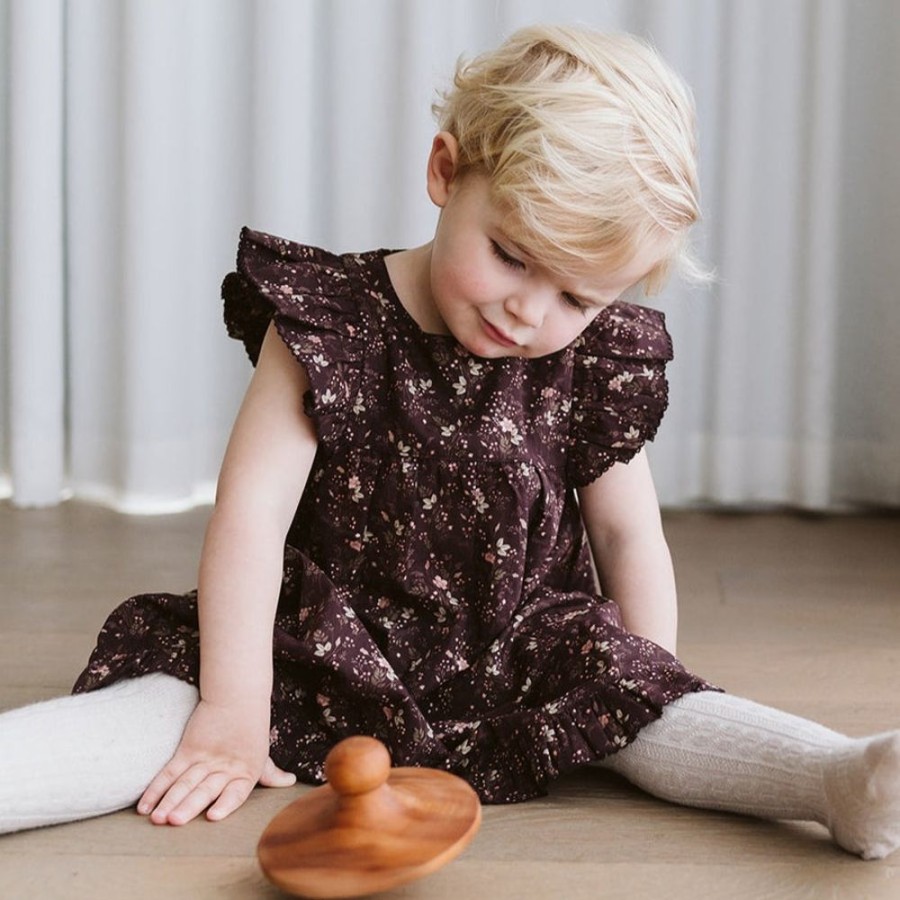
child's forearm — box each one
[591,530,679,655]
[196,500,286,714]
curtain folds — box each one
[1,0,898,512]
[5,0,66,506]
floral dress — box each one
[74,227,713,803]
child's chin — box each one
[465,341,521,360]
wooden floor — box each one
[1,501,898,898]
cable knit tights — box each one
[0,674,197,833]
[601,690,900,859]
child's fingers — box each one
[163,771,237,826]
[258,756,297,788]
[139,754,283,825]
[137,757,192,815]
[147,764,211,824]
[205,777,257,822]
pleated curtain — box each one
[1,0,899,512]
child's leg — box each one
[600,691,900,860]
[0,673,197,834]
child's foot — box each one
[824,731,900,859]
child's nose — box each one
[504,291,549,328]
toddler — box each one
[1,24,898,860]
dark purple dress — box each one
[74,228,712,803]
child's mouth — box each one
[481,318,518,348]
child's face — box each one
[425,146,667,359]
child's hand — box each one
[137,698,296,826]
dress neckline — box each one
[365,250,461,344]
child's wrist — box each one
[199,677,273,713]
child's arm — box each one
[139,321,319,825]
[577,449,678,655]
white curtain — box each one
[1,0,898,512]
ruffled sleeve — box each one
[567,302,673,487]
[221,227,364,444]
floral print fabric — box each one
[73,228,713,803]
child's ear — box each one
[426,132,460,208]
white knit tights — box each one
[601,690,900,859]
[0,673,197,833]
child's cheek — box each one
[451,267,493,305]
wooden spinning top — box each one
[257,736,482,898]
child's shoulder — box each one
[567,302,673,486]
[223,228,382,370]
[577,301,673,362]
[228,227,383,320]
[234,227,348,275]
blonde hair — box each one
[434,25,709,294]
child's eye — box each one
[561,292,589,314]
[490,240,525,270]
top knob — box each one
[323,735,392,796]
